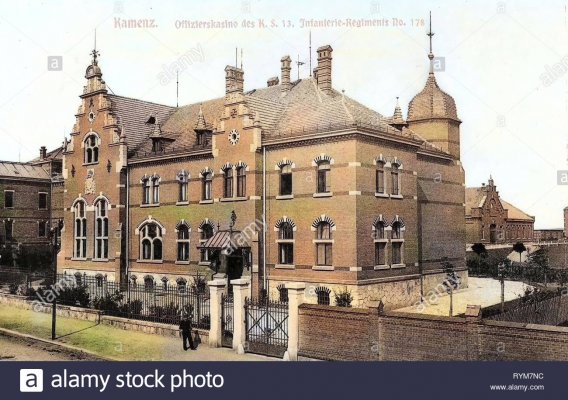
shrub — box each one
[120,299,143,315]
[57,285,91,307]
[8,283,18,295]
[92,291,124,315]
[334,287,353,307]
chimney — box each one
[40,146,47,160]
[316,45,333,93]
[225,65,244,95]
[280,55,291,92]
[267,76,279,87]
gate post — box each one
[284,282,305,361]
[207,279,227,348]
[231,278,250,353]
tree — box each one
[471,243,487,257]
[529,247,550,286]
[512,241,526,264]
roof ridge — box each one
[108,93,176,109]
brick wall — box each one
[298,303,568,361]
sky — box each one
[0,0,566,228]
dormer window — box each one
[84,134,99,164]
[146,116,156,124]
[152,139,163,152]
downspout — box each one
[125,165,130,302]
[262,146,267,291]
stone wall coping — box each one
[230,278,250,286]
[483,319,568,334]
[382,310,466,323]
[299,303,371,315]
[207,279,228,288]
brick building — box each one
[58,29,466,308]
[0,146,63,266]
[465,176,534,244]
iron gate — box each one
[245,297,289,357]
[221,293,233,348]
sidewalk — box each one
[0,303,273,361]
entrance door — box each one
[226,250,244,294]
[489,224,497,243]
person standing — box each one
[179,305,196,351]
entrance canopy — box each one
[197,230,251,252]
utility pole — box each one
[498,262,506,314]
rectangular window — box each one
[38,193,47,210]
[376,169,385,193]
[5,220,13,241]
[375,242,386,266]
[38,221,47,237]
[391,170,400,195]
[203,175,212,200]
[280,171,292,196]
[178,242,190,261]
[316,243,332,266]
[279,243,294,265]
[143,180,150,204]
[4,191,14,208]
[317,169,330,193]
[179,182,188,202]
[152,180,160,203]
[392,242,402,265]
[224,170,233,198]
[237,170,246,197]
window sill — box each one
[276,194,294,200]
[199,199,213,204]
[70,257,87,261]
[198,261,212,266]
[140,203,160,208]
[374,192,389,198]
[313,192,333,198]
[391,239,405,243]
[92,258,109,262]
[312,265,334,271]
[391,263,406,269]
[374,239,388,243]
[220,196,247,202]
[374,264,390,270]
[175,261,190,265]
[82,162,99,167]
[136,259,163,264]
[275,264,295,269]
[390,194,403,199]
[313,239,334,244]
[176,201,189,206]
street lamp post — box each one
[498,262,506,314]
[50,219,63,340]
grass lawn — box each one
[0,303,269,361]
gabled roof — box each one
[107,94,176,152]
[29,146,64,163]
[465,187,534,222]
[0,161,51,180]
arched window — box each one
[278,222,294,265]
[277,284,289,303]
[279,164,293,196]
[130,275,138,288]
[177,223,190,262]
[200,223,214,262]
[94,199,109,260]
[139,222,163,261]
[202,172,212,200]
[391,162,401,196]
[161,277,168,291]
[315,286,331,305]
[315,221,332,266]
[376,160,386,194]
[223,167,233,198]
[144,275,155,291]
[73,200,87,258]
[84,134,99,164]
[236,166,246,197]
[95,274,104,288]
[316,160,331,193]
[374,219,387,267]
[177,278,187,293]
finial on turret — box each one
[427,11,435,73]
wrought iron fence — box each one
[487,292,568,325]
[0,268,210,330]
[221,293,233,348]
[245,296,288,358]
